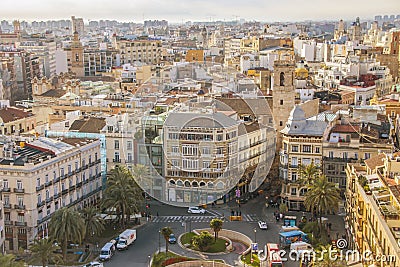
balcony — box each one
[95,159,101,164]
[62,189,68,195]
[54,177,60,183]
[14,204,26,210]
[37,201,45,208]
[2,187,10,192]
[15,221,27,227]
[83,179,89,184]
[46,197,53,203]
[61,174,67,180]
[13,188,25,193]
[76,182,83,188]
[82,165,89,170]
[3,203,11,209]
[54,193,60,199]
[36,184,44,191]
[89,161,95,167]
[5,220,13,226]
[112,159,121,163]
[45,181,53,187]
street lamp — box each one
[158,230,161,253]
[254,228,257,243]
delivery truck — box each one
[99,241,116,261]
[116,229,136,250]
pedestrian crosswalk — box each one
[152,215,216,223]
[151,213,262,223]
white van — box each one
[99,241,116,261]
[290,241,313,252]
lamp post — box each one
[254,228,257,243]
[158,229,161,253]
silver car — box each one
[187,206,206,214]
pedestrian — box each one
[336,232,339,240]
[239,211,241,216]
[157,211,159,217]
[279,213,283,219]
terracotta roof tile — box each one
[0,107,31,123]
[365,153,386,172]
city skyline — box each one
[2,0,400,23]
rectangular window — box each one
[303,145,311,153]
[3,179,8,189]
[291,172,297,181]
[114,140,120,150]
[365,153,371,160]
[315,147,320,153]
[127,141,133,150]
[17,180,23,189]
[171,146,179,154]
[114,152,120,162]
[291,157,298,167]
[182,145,198,156]
[36,178,41,187]
[202,147,211,155]
[292,145,298,152]
[17,213,25,223]
[202,161,210,169]
[329,151,334,158]
[127,153,133,163]
[182,159,198,170]
[17,196,24,206]
[291,188,297,195]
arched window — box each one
[184,180,191,187]
[280,72,285,86]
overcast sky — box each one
[2,0,400,23]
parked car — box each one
[258,221,268,230]
[83,261,104,267]
[168,233,177,244]
[187,206,206,214]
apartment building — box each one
[162,104,274,206]
[0,107,36,135]
[102,113,141,172]
[17,38,57,78]
[0,137,102,252]
[83,48,117,76]
[0,49,41,101]
[0,177,5,254]
[345,155,400,267]
[323,108,392,192]
[114,38,162,65]
[280,105,328,211]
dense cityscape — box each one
[0,3,400,267]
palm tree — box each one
[304,175,340,233]
[313,244,346,267]
[80,207,105,241]
[0,254,24,267]
[161,227,173,254]
[210,218,223,241]
[28,238,62,267]
[48,207,86,261]
[102,165,144,229]
[298,163,319,186]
